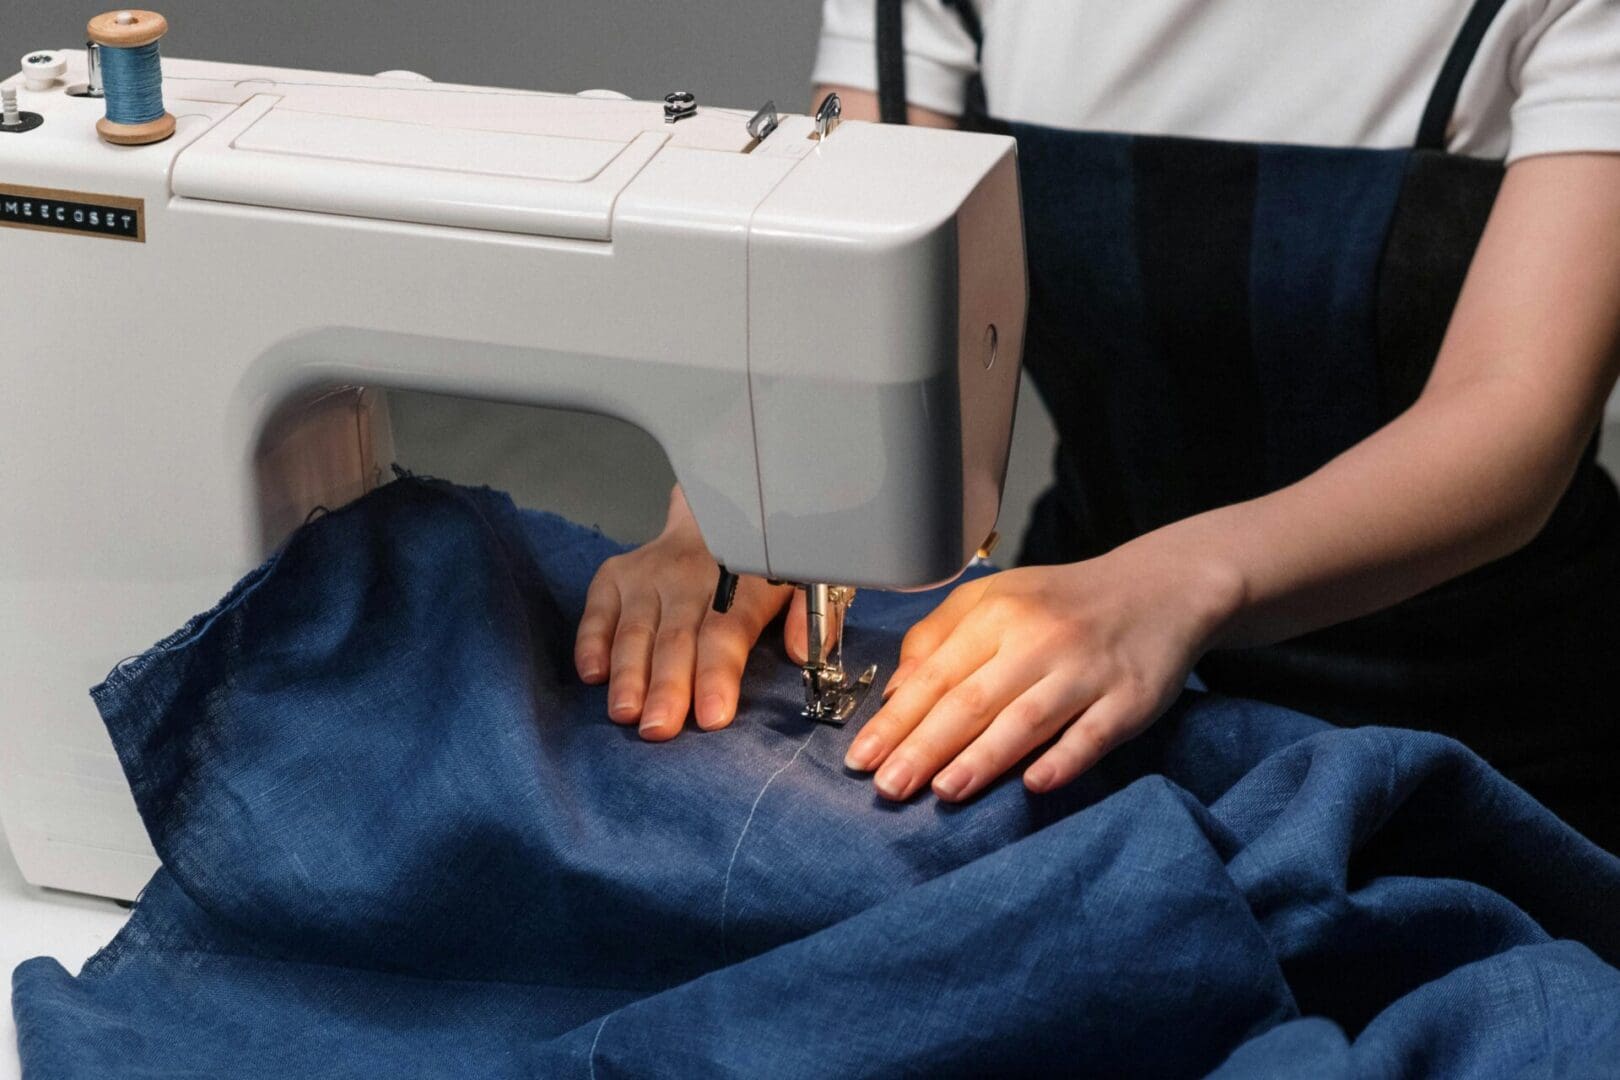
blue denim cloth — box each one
[14,478,1620,1077]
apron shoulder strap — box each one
[1415,0,1512,150]
[875,0,987,125]
[876,0,909,124]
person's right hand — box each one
[573,486,794,740]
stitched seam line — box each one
[719,727,818,963]
[587,1014,610,1080]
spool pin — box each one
[87,9,175,145]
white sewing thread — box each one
[719,728,818,960]
[587,1014,610,1080]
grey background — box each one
[9,3,1614,547]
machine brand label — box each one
[0,184,144,242]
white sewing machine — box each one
[0,37,1026,899]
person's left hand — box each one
[843,545,1241,802]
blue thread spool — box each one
[87,10,175,145]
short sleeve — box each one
[1507,0,1620,162]
[812,0,980,116]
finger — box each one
[1024,694,1141,794]
[881,657,917,701]
[874,655,1036,802]
[845,625,998,777]
[607,593,661,724]
[695,579,790,731]
[884,577,992,698]
[782,588,843,666]
[931,674,1092,803]
[639,596,708,740]
[574,571,622,684]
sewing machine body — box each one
[0,52,1026,898]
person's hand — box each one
[573,486,827,739]
[843,542,1241,801]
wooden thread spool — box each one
[87,9,176,145]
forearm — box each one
[1138,154,1620,650]
[1142,372,1601,649]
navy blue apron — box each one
[878,0,1620,848]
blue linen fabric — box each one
[13,477,1620,1078]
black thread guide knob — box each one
[713,566,739,614]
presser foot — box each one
[798,582,876,724]
[802,662,878,726]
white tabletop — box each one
[0,833,131,1080]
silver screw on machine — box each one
[663,90,697,123]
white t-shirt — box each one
[813,0,1620,162]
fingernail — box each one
[845,732,882,772]
[875,758,916,801]
[1025,763,1055,793]
[610,699,638,722]
[696,694,729,730]
[579,658,603,681]
[933,765,971,801]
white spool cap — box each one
[20,50,67,91]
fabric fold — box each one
[14,478,1620,1078]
